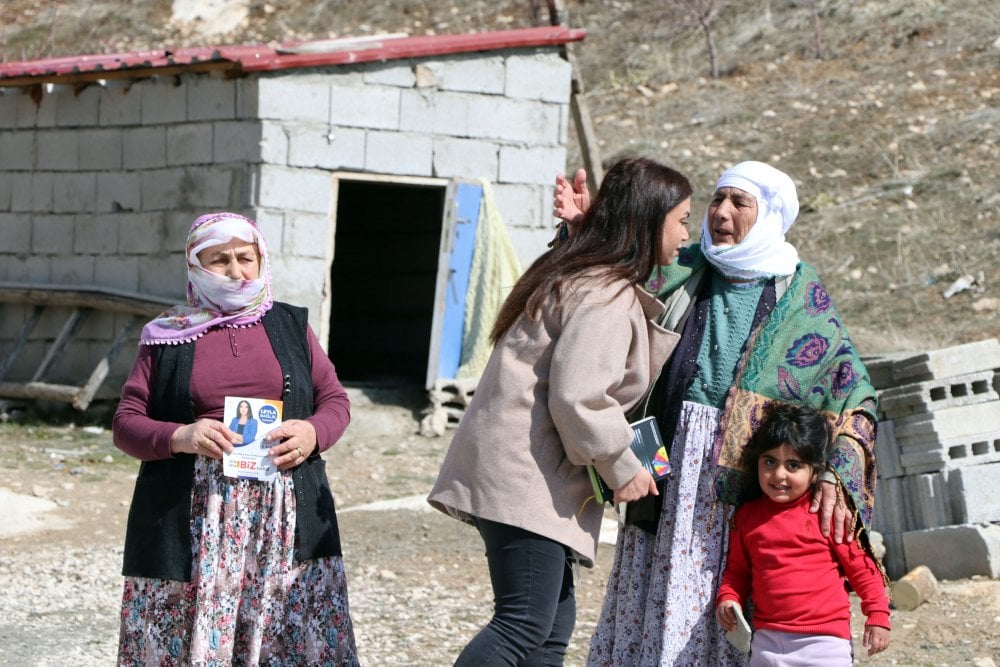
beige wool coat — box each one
[427,274,679,565]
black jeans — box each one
[454,518,577,666]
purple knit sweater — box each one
[114,322,350,460]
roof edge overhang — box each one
[0,26,586,89]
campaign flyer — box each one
[221,396,283,482]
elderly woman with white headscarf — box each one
[556,162,881,665]
[113,212,359,665]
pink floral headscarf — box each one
[139,212,273,345]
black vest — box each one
[121,303,342,581]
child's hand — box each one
[863,625,890,656]
[715,600,739,632]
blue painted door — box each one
[426,180,483,387]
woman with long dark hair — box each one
[557,161,881,666]
[228,399,258,446]
[428,158,692,665]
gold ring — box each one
[295,447,303,458]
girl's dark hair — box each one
[490,157,692,343]
[740,402,831,498]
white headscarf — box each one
[699,161,800,281]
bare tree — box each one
[675,0,728,79]
[530,0,566,27]
[811,0,825,59]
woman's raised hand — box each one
[613,468,659,504]
[553,169,591,231]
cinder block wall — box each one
[254,49,572,340]
[0,72,261,388]
[0,75,259,295]
[0,47,571,393]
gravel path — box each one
[0,499,605,666]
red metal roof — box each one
[0,27,586,87]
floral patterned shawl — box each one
[649,246,879,535]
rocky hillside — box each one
[3,0,998,354]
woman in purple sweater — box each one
[113,212,358,665]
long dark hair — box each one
[490,157,692,343]
[740,402,831,500]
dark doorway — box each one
[329,179,446,385]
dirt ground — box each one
[1,389,998,666]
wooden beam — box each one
[30,307,88,383]
[72,315,140,411]
[0,305,42,381]
[0,283,174,316]
[0,284,176,410]
[0,381,80,403]
[562,47,603,192]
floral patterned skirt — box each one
[587,401,745,667]
[117,457,359,666]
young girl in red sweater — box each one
[716,403,891,665]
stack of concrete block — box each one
[419,378,478,437]
[866,338,1000,580]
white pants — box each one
[750,628,853,667]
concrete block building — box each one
[0,28,585,402]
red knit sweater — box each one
[717,492,890,640]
